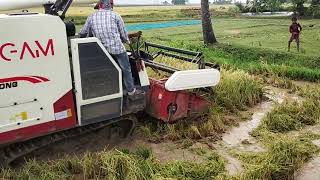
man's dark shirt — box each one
[290,23,302,34]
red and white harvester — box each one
[0,0,220,167]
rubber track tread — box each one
[0,115,136,168]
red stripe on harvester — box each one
[31,76,50,82]
[0,77,42,84]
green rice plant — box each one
[264,113,302,133]
[0,148,226,180]
[80,153,102,179]
[160,106,226,141]
[16,158,79,180]
[146,67,170,80]
[212,69,264,112]
[293,84,320,100]
[135,146,153,160]
[156,153,225,180]
[181,138,194,149]
[99,150,149,180]
[262,74,294,89]
[237,135,319,180]
[189,147,207,156]
[137,106,226,141]
[201,105,232,134]
[255,99,320,134]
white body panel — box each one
[0,0,98,11]
[126,52,150,88]
[165,69,220,91]
[0,14,72,133]
[138,61,150,87]
[70,38,123,125]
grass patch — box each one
[236,135,319,180]
[0,148,226,180]
[147,31,320,82]
[199,43,320,82]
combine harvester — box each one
[0,0,220,167]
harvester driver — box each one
[79,0,144,97]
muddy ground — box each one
[15,86,320,179]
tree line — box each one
[171,0,319,17]
[235,0,320,17]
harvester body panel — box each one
[0,2,221,163]
[0,14,76,144]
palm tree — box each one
[201,0,217,44]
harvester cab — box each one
[0,0,220,167]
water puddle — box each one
[222,100,273,149]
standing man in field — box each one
[79,0,144,97]
[288,16,302,52]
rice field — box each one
[1,5,320,180]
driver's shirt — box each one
[79,9,129,55]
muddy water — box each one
[222,100,273,149]
[213,101,274,175]
[214,86,301,175]
[222,86,300,148]
[295,139,320,180]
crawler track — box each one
[0,115,136,168]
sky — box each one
[117,0,202,5]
